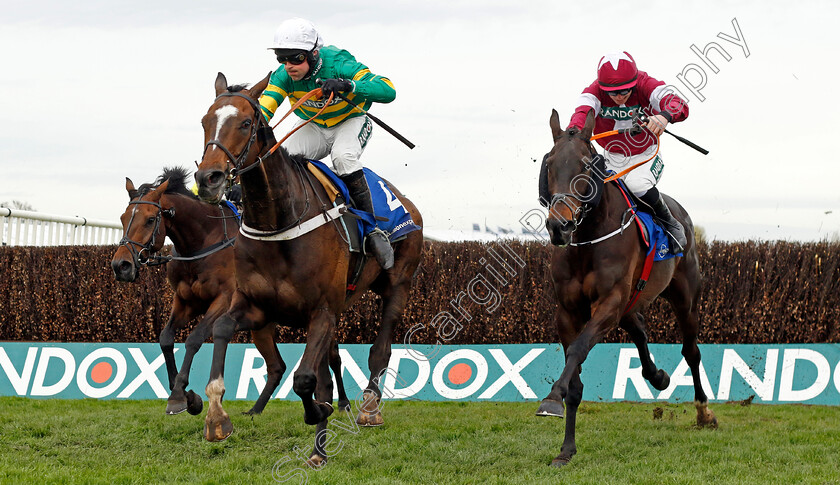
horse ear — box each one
[214,72,228,96]
[126,177,138,199]
[248,72,272,100]
[549,109,563,141]
[580,109,596,140]
[148,179,170,201]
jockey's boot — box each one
[641,188,687,253]
[341,170,394,270]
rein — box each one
[207,87,341,239]
[264,88,333,156]
[588,126,660,183]
[120,198,237,268]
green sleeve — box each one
[258,70,290,121]
[333,54,396,104]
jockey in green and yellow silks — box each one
[258,17,397,269]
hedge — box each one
[1,240,838,344]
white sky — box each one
[2,0,838,242]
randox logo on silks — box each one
[1,343,839,405]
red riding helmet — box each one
[597,51,638,91]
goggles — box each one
[276,51,308,65]
[605,88,633,96]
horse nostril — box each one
[207,171,224,187]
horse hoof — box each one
[652,370,671,391]
[304,402,334,426]
[356,392,383,426]
[536,399,565,418]
[550,455,572,468]
[204,414,233,442]
[165,399,188,415]
[695,402,719,429]
[306,454,327,468]
[186,391,203,416]
[356,409,384,427]
[337,399,351,412]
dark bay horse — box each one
[194,73,423,465]
[537,109,716,467]
[111,167,352,417]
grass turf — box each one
[0,397,838,484]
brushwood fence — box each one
[0,241,838,344]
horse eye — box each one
[146,217,156,225]
[241,119,252,129]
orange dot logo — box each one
[447,363,473,385]
[91,361,113,384]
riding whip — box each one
[317,80,416,149]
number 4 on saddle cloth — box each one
[306,159,421,253]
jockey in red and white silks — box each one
[565,51,690,251]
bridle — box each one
[119,195,238,268]
[118,198,172,267]
[202,91,273,190]
[545,143,601,233]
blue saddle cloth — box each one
[613,178,682,261]
[307,159,421,242]
[634,211,683,261]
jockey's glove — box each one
[320,78,354,97]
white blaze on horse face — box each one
[209,105,240,152]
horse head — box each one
[195,72,272,204]
[111,178,173,281]
[542,109,601,246]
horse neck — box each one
[239,149,310,230]
[162,194,228,253]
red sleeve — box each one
[568,80,602,130]
[635,70,689,123]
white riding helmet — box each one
[268,18,324,51]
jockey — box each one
[567,51,689,252]
[258,17,396,269]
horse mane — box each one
[134,166,197,199]
[227,84,249,93]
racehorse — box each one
[536,109,716,467]
[111,167,353,417]
[194,73,423,465]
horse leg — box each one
[166,301,225,415]
[160,299,191,392]
[243,324,286,416]
[329,339,351,412]
[668,264,718,429]
[204,296,256,442]
[294,308,336,426]
[357,284,408,427]
[553,367,584,467]
[538,292,623,466]
[307,351,336,467]
[619,313,670,391]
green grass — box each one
[0,397,838,484]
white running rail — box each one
[1,208,122,247]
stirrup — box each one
[366,228,394,270]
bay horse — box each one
[194,73,423,465]
[111,167,352,417]
[537,109,716,467]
